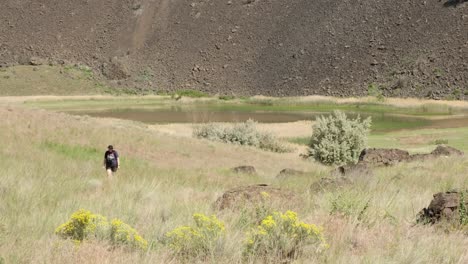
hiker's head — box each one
[108,145,114,150]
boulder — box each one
[431,145,464,157]
[29,57,47,66]
[417,190,468,224]
[231,165,256,175]
[102,56,130,80]
[334,163,373,178]
[407,153,433,162]
[408,145,463,162]
[214,184,296,210]
[276,168,306,178]
[310,177,351,191]
[359,148,410,166]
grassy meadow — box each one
[1,95,468,263]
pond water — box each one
[70,107,468,133]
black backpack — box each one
[106,151,117,166]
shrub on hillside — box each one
[110,219,148,249]
[308,111,371,165]
[193,119,291,153]
[55,209,147,250]
[244,210,327,262]
[165,213,225,258]
[55,209,110,242]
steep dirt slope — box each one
[0,0,467,98]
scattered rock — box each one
[408,145,463,162]
[310,177,351,191]
[417,190,468,224]
[359,148,410,166]
[0,62,13,68]
[214,184,296,210]
[333,163,373,178]
[101,57,130,80]
[231,165,256,175]
[276,168,306,178]
[1,0,467,98]
[29,57,47,66]
[431,145,464,157]
[407,153,433,162]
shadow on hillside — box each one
[443,0,467,7]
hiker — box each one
[103,145,119,178]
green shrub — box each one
[55,209,147,250]
[244,211,327,262]
[433,139,449,145]
[165,213,225,258]
[55,209,110,242]
[218,95,236,100]
[308,111,371,165]
[173,89,209,98]
[459,192,468,226]
[110,219,148,250]
[193,119,291,153]
[329,191,372,222]
[367,83,385,102]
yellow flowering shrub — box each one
[110,219,148,250]
[55,209,110,242]
[245,210,327,261]
[165,213,225,257]
[55,209,147,250]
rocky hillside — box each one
[0,0,467,98]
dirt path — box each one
[4,95,468,108]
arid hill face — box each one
[1,0,467,97]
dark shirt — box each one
[104,150,119,167]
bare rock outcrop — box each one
[276,168,307,178]
[231,165,256,175]
[334,163,373,178]
[359,148,410,166]
[431,145,464,157]
[101,57,130,80]
[359,145,463,166]
[417,190,468,224]
[310,177,351,191]
[214,184,296,210]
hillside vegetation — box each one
[0,103,467,263]
[1,1,467,97]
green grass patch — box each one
[218,95,236,101]
[23,96,466,118]
[288,137,310,145]
[290,126,468,154]
[40,141,101,160]
[24,97,169,111]
[0,65,104,96]
[173,89,209,98]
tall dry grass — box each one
[0,106,467,263]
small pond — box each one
[69,107,468,133]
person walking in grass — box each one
[104,145,119,179]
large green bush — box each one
[193,119,290,153]
[308,111,371,165]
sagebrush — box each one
[193,119,290,153]
[308,110,371,165]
